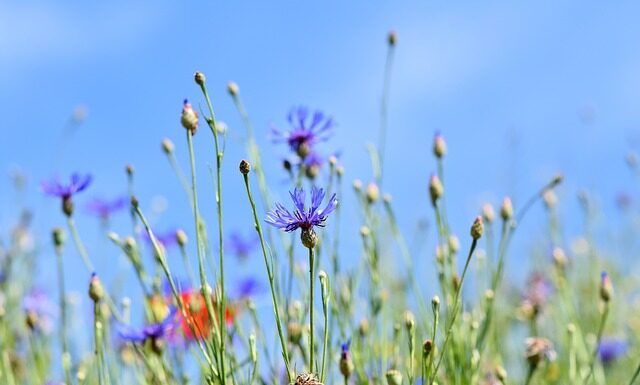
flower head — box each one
[41,173,92,198]
[177,290,235,341]
[271,106,334,158]
[23,288,56,333]
[235,277,263,299]
[598,338,628,365]
[525,337,556,367]
[85,196,127,220]
[119,307,178,344]
[226,231,259,261]
[266,187,337,233]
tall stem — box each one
[583,303,609,384]
[309,246,316,373]
[199,82,227,385]
[377,36,396,186]
[55,247,72,385]
[241,172,293,381]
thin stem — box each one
[199,82,227,385]
[320,275,331,383]
[628,359,640,385]
[93,303,104,385]
[377,37,396,186]
[55,246,72,385]
[309,246,316,373]
[241,172,293,381]
[185,131,222,374]
[430,238,478,384]
[583,303,610,384]
[524,366,535,385]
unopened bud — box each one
[287,322,302,344]
[431,295,440,311]
[359,226,370,238]
[336,165,344,176]
[52,227,65,249]
[239,159,251,175]
[433,133,447,159]
[448,235,460,254]
[388,30,397,46]
[552,247,567,269]
[600,271,613,302]
[404,310,415,331]
[89,273,105,302]
[126,164,134,176]
[227,81,239,96]
[500,197,513,221]
[550,174,563,188]
[423,339,433,357]
[194,71,206,86]
[385,369,402,385]
[181,99,199,134]
[470,216,484,240]
[482,203,495,223]
[543,190,557,209]
[175,229,188,246]
[353,179,362,192]
[366,182,380,204]
[358,318,369,336]
[161,138,174,154]
[429,175,444,207]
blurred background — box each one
[1,0,640,324]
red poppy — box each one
[178,291,236,341]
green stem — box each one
[320,275,330,383]
[241,172,293,381]
[309,246,316,373]
[583,303,610,384]
[55,247,72,385]
[199,82,227,385]
[430,238,478,384]
[94,302,104,385]
[628,359,640,385]
[377,36,396,186]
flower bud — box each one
[301,228,318,249]
[359,226,370,238]
[353,179,362,192]
[388,30,397,46]
[161,138,174,154]
[550,174,563,188]
[52,227,65,249]
[600,271,613,302]
[181,99,199,134]
[385,369,403,385]
[89,273,105,302]
[336,165,344,176]
[543,190,557,209]
[287,322,302,344]
[175,229,188,247]
[239,159,251,175]
[429,175,444,207]
[339,341,354,378]
[482,203,495,223]
[431,295,440,312]
[448,235,460,254]
[433,133,447,159]
[470,216,484,240]
[366,182,380,204]
[423,339,433,357]
[227,81,239,96]
[194,71,206,86]
[500,197,513,221]
[249,333,257,363]
[358,318,369,336]
[404,310,415,331]
[552,247,567,269]
[126,164,135,176]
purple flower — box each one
[22,288,57,333]
[41,173,92,198]
[265,187,338,233]
[271,106,334,157]
[85,196,127,220]
[119,307,178,343]
[341,340,351,354]
[235,277,263,299]
[598,338,628,365]
[226,231,259,261]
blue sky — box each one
[2,1,640,318]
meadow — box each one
[1,14,640,385]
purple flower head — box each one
[523,272,553,308]
[341,339,351,354]
[119,307,178,343]
[85,196,127,219]
[22,288,57,333]
[271,106,334,157]
[235,277,263,299]
[41,173,92,199]
[265,187,338,233]
[226,231,259,261]
[598,338,628,364]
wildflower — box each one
[520,272,553,319]
[271,106,334,158]
[525,337,556,367]
[339,340,354,378]
[226,231,259,261]
[177,289,235,341]
[265,187,338,249]
[597,338,628,365]
[235,277,262,299]
[41,173,92,216]
[85,196,127,220]
[23,288,56,333]
[600,271,613,302]
[119,307,178,349]
[181,99,199,134]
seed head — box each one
[470,216,484,239]
[239,159,251,175]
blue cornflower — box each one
[235,277,263,299]
[119,307,178,344]
[41,173,92,216]
[271,106,334,158]
[598,338,628,365]
[226,231,259,261]
[23,288,57,333]
[265,187,337,248]
[85,196,127,220]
